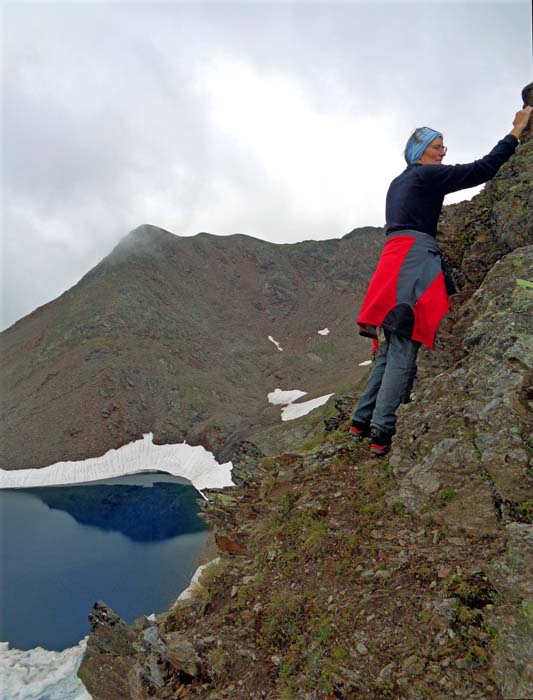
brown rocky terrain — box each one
[0,226,382,469]
[77,86,533,699]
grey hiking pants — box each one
[351,331,420,436]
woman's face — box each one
[419,136,446,165]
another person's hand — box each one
[510,106,533,138]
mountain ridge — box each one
[0,224,383,469]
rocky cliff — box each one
[77,87,533,699]
[0,226,381,469]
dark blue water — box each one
[0,473,209,651]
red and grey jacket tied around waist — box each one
[357,230,450,350]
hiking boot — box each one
[370,427,392,456]
[349,420,370,439]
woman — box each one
[350,106,532,456]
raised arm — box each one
[420,106,532,195]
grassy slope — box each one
[161,425,506,700]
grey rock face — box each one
[78,601,204,700]
[221,440,264,486]
[488,523,533,698]
[490,523,533,603]
[86,600,138,655]
[390,246,533,535]
[79,602,150,700]
[165,632,200,677]
[388,246,533,699]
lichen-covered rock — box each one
[487,524,533,697]
[221,440,264,486]
[78,602,207,700]
[164,632,200,677]
[391,245,533,532]
[490,523,533,603]
[388,243,532,700]
[324,392,357,432]
[78,602,152,700]
[438,122,533,295]
[86,600,138,654]
[489,602,533,700]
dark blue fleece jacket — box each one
[385,134,519,238]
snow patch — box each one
[267,388,307,405]
[268,335,283,351]
[0,433,234,496]
[281,394,334,421]
[176,558,221,602]
[358,359,372,366]
[0,639,92,700]
[318,328,330,336]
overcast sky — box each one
[1,0,531,329]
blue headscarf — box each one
[405,127,443,164]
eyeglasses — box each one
[430,145,447,154]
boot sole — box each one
[370,443,390,456]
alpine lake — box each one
[0,473,210,651]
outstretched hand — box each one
[510,106,532,138]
